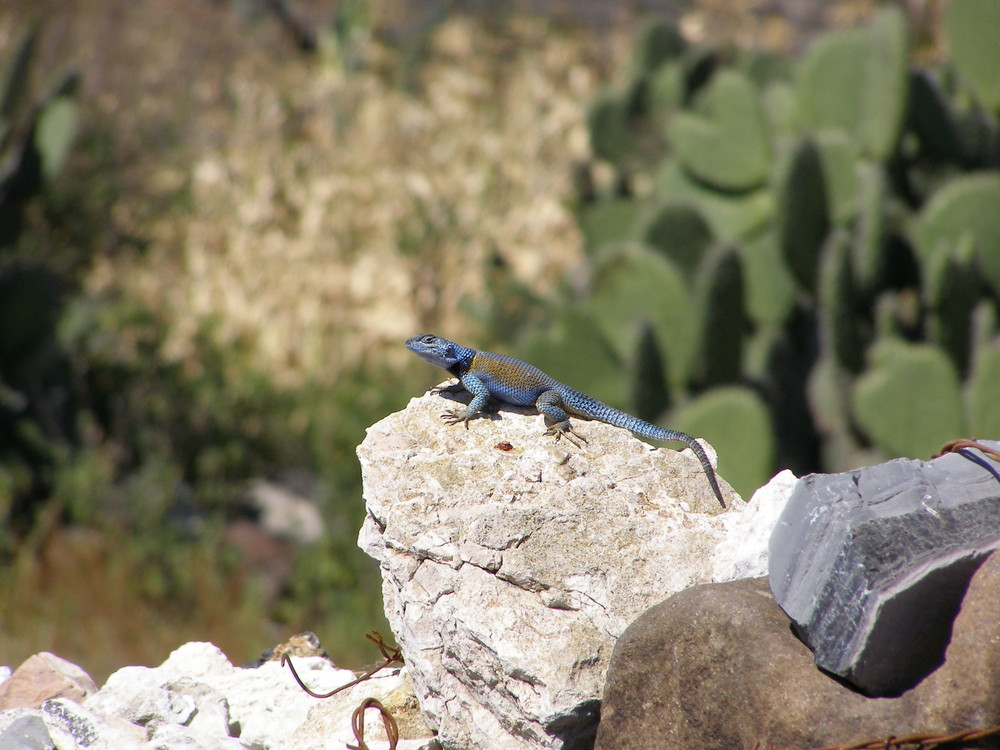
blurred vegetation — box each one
[0,0,978,683]
[0,22,404,669]
[522,2,1000,498]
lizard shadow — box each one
[430,384,539,422]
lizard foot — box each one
[441,410,474,429]
[545,422,587,448]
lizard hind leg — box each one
[536,390,588,447]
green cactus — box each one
[815,130,861,226]
[0,23,38,123]
[740,229,796,327]
[967,340,1000,439]
[944,0,1000,112]
[654,159,774,241]
[585,244,697,391]
[631,322,671,422]
[695,246,746,387]
[577,197,641,255]
[778,137,829,293]
[561,8,1000,493]
[35,95,77,180]
[851,161,887,290]
[737,48,792,89]
[818,229,865,373]
[909,69,966,163]
[926,236,980,376]
[859,6,908,160]
[762,81,798,139]
[807,355,868,472]
[796,6,908,159]
[630,17,686,75]
[796,26,868,136]
[668,70,770,192]
[587,87,633,166]
[0,24,79,247]
[670,386,775,499]
[648,61,686,114]
[910,173,1000,295]
[638,199,714,279]
[851,339,965,459]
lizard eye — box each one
[422,334,436,344]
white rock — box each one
[711,469,799,582]
[290,667,436,750]
[140,722,247,750]
[358,389,785,750]
[86,642,357,749]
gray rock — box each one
[769,441,1000,695]
[37,698,144,750]
[0,715,54,750]
[596,554,1000,749]
[357,388,792,750]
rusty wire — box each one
[347,697,400,750]
[752,721,1000,750]
[281,630,404,699]
[935,439,1000,463]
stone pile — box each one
[0,640,437,750]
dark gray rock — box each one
[596,556,1000,750]
[769,441,1000,696]
[0,715,54,750]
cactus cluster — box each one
[528,6,1000,496]
[0,24,80,535]
[0,23,79,246]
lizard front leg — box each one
[536,389,587,447]
[440,372,492,428]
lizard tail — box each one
[666,430,726,509]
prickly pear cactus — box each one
[944,0,1000,112]
[852,340,966,459]
[555,11,1000,493]
[669,70,771,192]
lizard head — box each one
[406,334,467,370]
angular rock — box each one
[0,699,146,750]
[0,653,98,710]
[0,714,54,750]
[769,441,1000,695]
[357,389,791,750]
[596,553,1000,749]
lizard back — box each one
[470,351,557,407]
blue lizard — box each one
[406,333,727,508]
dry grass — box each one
[0,524,270,682]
